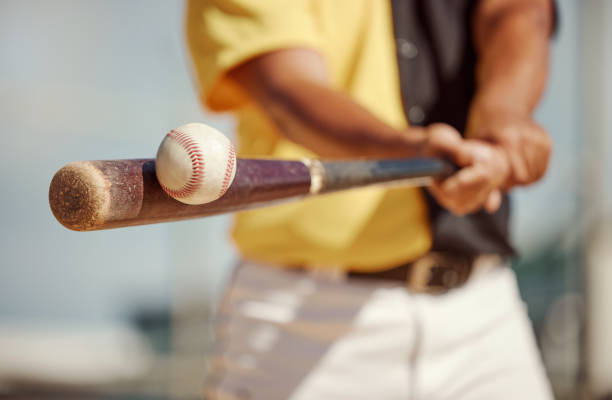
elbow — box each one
[474,1,554,48]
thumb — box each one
[427,124,474,166]
[484,189,503,213]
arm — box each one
[229,48,507,215]
[228,49,433,159]
[430,0,554,215]
[468,0,554,187]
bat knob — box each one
[49,162,111,231]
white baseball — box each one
[155,123,236,205]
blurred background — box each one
[0,0,609,399]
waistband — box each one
[309,253,507,294]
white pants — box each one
[206,261,553,400]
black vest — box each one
[391,0,514,256]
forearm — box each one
[470,0,554,117]
[467,0,554,187]
[256,80,426,158]
[230,50,426,159]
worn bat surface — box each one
[49,158,455,231]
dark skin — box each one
[228,0,554,216]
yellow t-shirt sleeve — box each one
[185,0,323,111]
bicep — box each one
[228,48,330,104]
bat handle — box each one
[315,157,458,193]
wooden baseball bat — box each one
[49,157,455,231]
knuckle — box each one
[500,126,517,140]
[542,134,553,153]
[513,172,530,185]
[428,123,459,140]
[502,129,521,148]
[449,205,468,216]
[534,162,550,181]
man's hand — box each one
[466,106,552,189]
[467,0,554,191]
[422,124,511,215]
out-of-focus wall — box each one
[581,1,612,397]
[513,0,580,255]
[0,0,594,396]
[0,0,235,324]
[0,0,582,326]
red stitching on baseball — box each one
[160,129,206,199]
[218,144,235,198]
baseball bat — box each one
[49,157,455,231]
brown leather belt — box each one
[348,252,493,294]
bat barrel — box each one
[49,159,312,231]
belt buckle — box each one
[407,253,471,294]
[304,263,345,281]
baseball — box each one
[155,123,236,205]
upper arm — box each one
[185,0,326,111]
[472,0,555,50]
[228,48,330,106]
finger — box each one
[430,168,493,215]
[505,138,530,185]
[427,124,474,166]
[466,141,512,182]
[428,183,470,216]
[485,190,502,213]
[524,129,552,182]
[438,140,474,167]
[429,185,485,216]
[439,165,490,196]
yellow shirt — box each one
[186,0,431,271]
